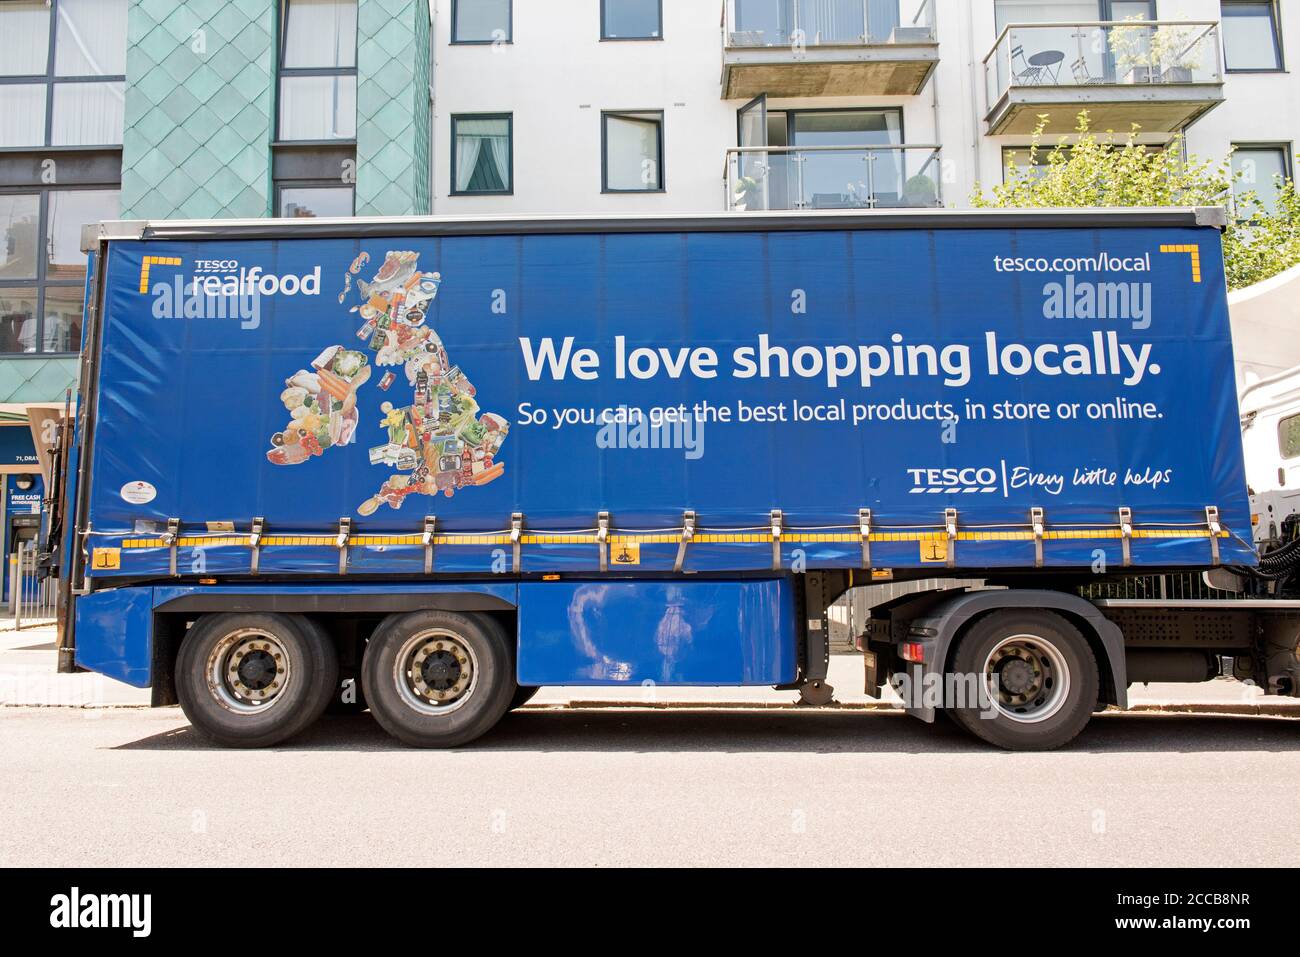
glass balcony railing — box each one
[984,20,1223,108]
[724,0,936,49]
[725,145,943,212]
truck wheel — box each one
[362,610,513,748]
[475,613,531,710]
[510,685,540,710]
[948,610,1098,751]
[175,613,339,748]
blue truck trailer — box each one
[47,208,1300,750]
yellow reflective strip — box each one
[114,527,1229,550]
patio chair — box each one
[1012,45,1044,85]
[1071,57,1109,85]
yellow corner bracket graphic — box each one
[138,256,183,293]
[1159,244,1202,283]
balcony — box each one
[721,0,939,100]
[725,144,943,211]
[983,20,1225,136]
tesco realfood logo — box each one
[151,261,321,330]
[192,261,321,296]
[908,467,1000,494]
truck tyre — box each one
[362,610,514,748]
[475,613,530,710]
[510,685,540,710]
[175,612,339,748]
[948,610,1099,751]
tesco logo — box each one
[906,467,1000,494]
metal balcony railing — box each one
[723,0,936,49]
[725,144,942,212]
[984,20,1223,109]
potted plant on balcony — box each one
[1112,17,1204,84]
[733,175,765,212]
[902,173,938,207]
[1111,16,1159,84]
[1150,22,1204,83]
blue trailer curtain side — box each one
[73,210,1251,582]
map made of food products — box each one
[265,250,509,516]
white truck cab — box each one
[1240,366,1300,547]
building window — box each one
[272,142,356,215]
[602,0,662,40]
[1222,1,1284,71]
[1232,144,1292,216]
[278,0,358,141]
[602,111,664,193]
[451,115,513,195]
[0,0,126,149]
[1002,143,1168,181]
[0,186,119,354]
[277,185,355,218]
[452,0,512,44]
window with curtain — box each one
[278,0,358,141]
[0,187,118,355]
[1221,1,1284,71]
[603,112,664,192]
[0,1,50,75]
[453,0,512,43]
[994,1,1105,33]
[799,0,865,44]
[0,0,126,149]
[0,0,124,355]
[452,116,513,194]
[55,0,128,76]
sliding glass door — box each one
[734,95,770,211]
[790,110,902,209]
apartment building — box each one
[0,0,1294,598]
[433,1,1295,216]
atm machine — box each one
[3,473,43,603]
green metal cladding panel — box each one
[120,0,276,220]
[0,358,80,404]
[356,0,432,216]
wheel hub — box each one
[997,656,1038,696]
[397,631,477,714]
[419,649,463,690]
[237,649,278,690]
[982,634,1070,724]
[206,630,291,713]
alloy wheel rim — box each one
[206,628,292,714]
[981,633,1071,724]
[393,629,478,716]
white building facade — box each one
[427,0,1297,217]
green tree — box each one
[972,111,1300,290]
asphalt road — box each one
[2,706,1297,867]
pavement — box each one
[3,623,1299,866]
[2,704,1298,867]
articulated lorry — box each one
[47,208,1300,751]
